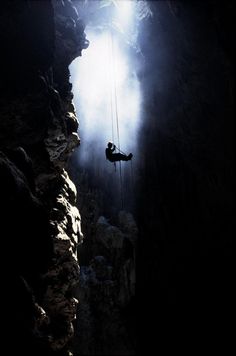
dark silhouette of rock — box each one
[0,1,86,355]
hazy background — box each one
[69,0,151,214]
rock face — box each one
[136,1,234,353]
[73,211,137,356]
[0,1,87,355]
[1,1,233,355]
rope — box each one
[108,32,115,145]
[107,27,135,210]
[110,29,124,209]
[130,157,134,192]
[115,146,127,155]
[111,31,121,152]
[107,31,117,172]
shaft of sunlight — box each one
[115,0,134,30]
[69,1,141,164]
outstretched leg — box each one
[112,153,132,161]
[121,153,133,161]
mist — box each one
[70,29,141,160]
[69,0,148,212]
[69,1,234,354]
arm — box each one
[111,144,116,152]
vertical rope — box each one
[108,32,115,145]
[111,31,121,151]
[114,68,121,152]
[110,30,124,209]
[118,161,124,208]
[130,158,134,184]
[130,158,134,196]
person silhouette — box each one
[105,142,133,162]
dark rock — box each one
[0,1,85,354]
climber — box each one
[105,142,133,162]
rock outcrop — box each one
[73,211,137,356]
[0,1,87,355]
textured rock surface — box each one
[136,1,234,353]
[0,1,234,355]
[73,211,137,356]
[0,1,86,355]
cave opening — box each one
[68,2,151,355]
[68,1,234,355]
[0,0,234,355]
[69,0,144,220]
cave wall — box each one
[136,1,234,353]
[0,1,88,355]
[0,1,234,355]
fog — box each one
[70,1,144,159]
[70,28,141,162]
[69,0,149,212]
[68,2,234,353]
